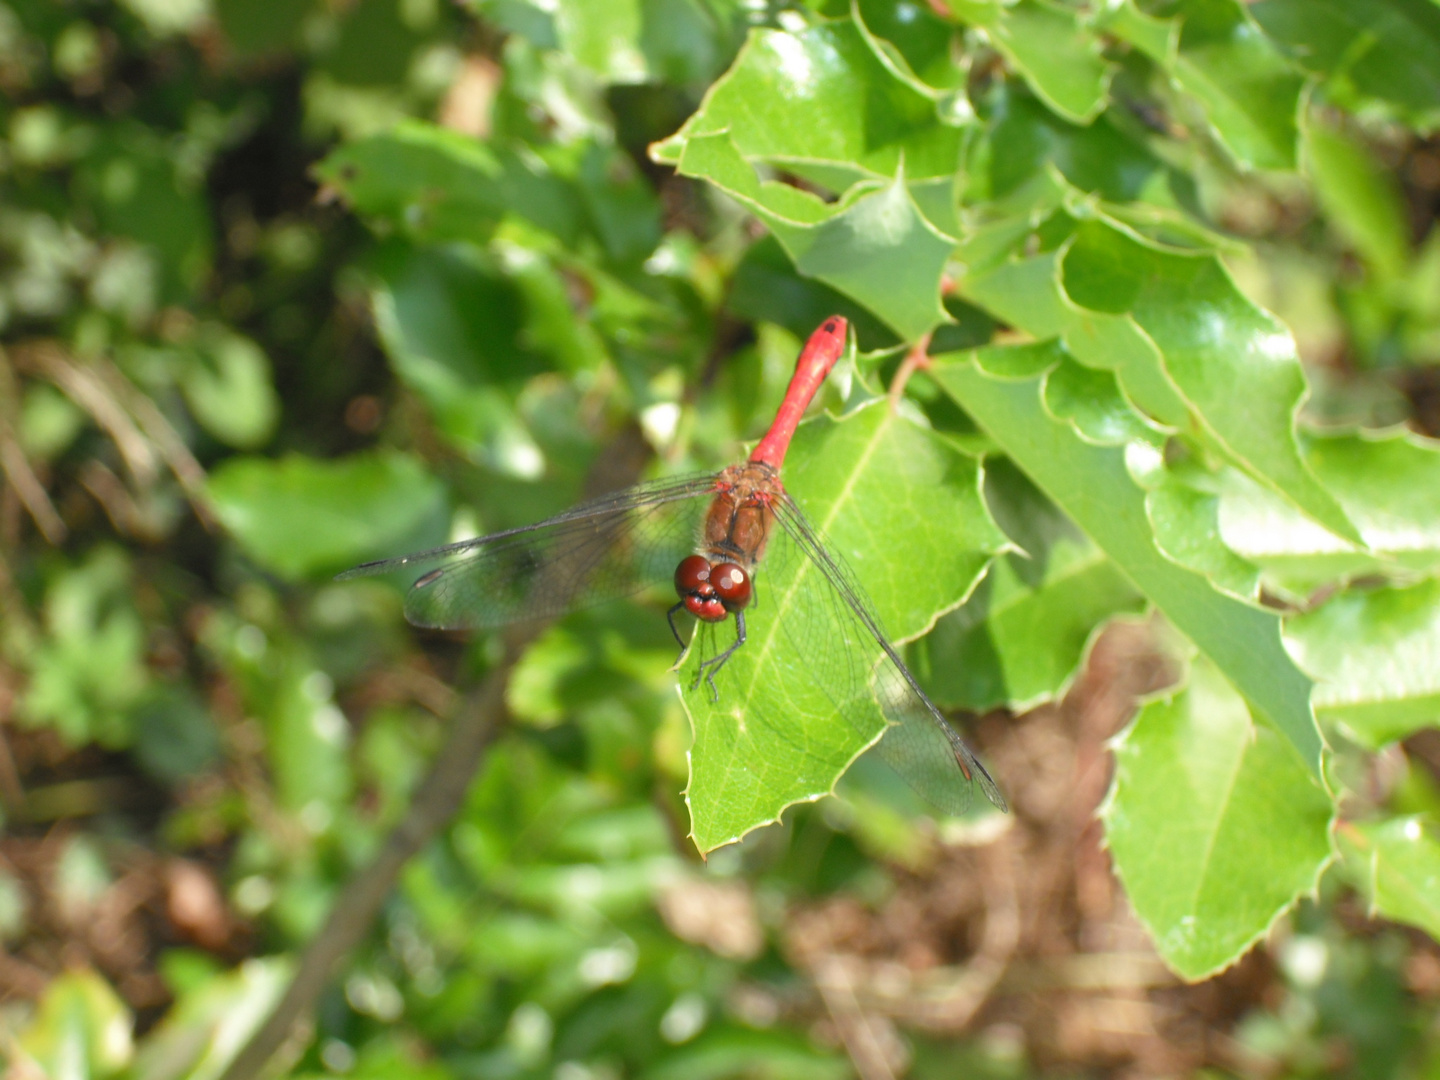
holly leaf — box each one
[1285,578,1440,750]
[1103,655,1335,980]
[672,131,956,340]
[1252,0,1440,127]
[652,18,966,181]
[1060,218,1363,546]
[1217,427,1440,595]
[681,402,1008,852]
[1337,817,1440,941]
[932,347,1325,778]
[652,17,967,338]
[1107,0,1303,171]
[920,535,1146,713]
[946,0,1113,124]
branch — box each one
[217,424,652,1080]
[216,647,519,1080]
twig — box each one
[887,332,933,410]
[216,425,652,1080]
[91,358,218,530]
[9,342,217,530]
[215,650,520,1080]
[79,459,143,537]
[15,343,159,487]
[0,433,66,545]
[0,355,67,544]
[814,956,901,1080]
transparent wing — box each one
[338,473,718,630]
[768,493,1007,815]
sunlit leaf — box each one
[1217,427,1440,593]
[1285,579,1440,750]
[947,0,1113,123]
[180,330,279,450]
[932,348,1325,777]
[652,19,965,180]
[1103,656,1334,980]
[1338,817,1440,941]
[682,402,1007,851]
[1253,0,1440,126]
[131,958,292,1080]
[11,968,134,1079]
[208,450,448,579]
[672,131,956,339]
[1304,119,1411,280]
[1061,217,1362,544]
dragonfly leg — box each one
[695,611,746,703]
[666,602,686,658]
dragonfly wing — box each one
[339,473,717,631]
[770,494,1007,815]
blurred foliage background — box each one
[1,0,1440,1078]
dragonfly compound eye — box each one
[711,562,752,611]
[674,554,711,599]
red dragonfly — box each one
[341,318,1006,816]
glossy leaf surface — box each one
[680,402,1007,851]
[1104,657,1334,980]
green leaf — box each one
[554,0,725,85]
[1252,0,1440,126]
[131,958,291,1080]
[947,0,1113,123]
[727,235,902,351]
[10,969,133,1079]
[20,549,148,749]
[76,128,213,300]
[1304,119,1411,280]
[371,243,553,473]
[208,450,448,579]
[1143,0,1304,171]
[646,1027,849,1080]
[673,131,956,339]
[1142,462,1261,601]
[853,0,964,92]
[1302,427,1440,567]
[1100,0,1176,64]
[315,121,583,248]
[1338,817,1440,941]
[1284,579,1440,750]
[681,402,1007,851]
[955,245,1191,429]
[1042,353,1166,447]
[973,88,1173,204]
[265,660,353,814]
[932,348,1325,777]
[652,19,965,181]
[556,0,646,83]
[1061,217,1363,545]
[180,330,279,450]
[1216,427,1440,592]
[920,534,1147,712]
[1102,656,1335,980]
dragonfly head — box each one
[675,554,752,622]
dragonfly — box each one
[340,317,1007,816]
